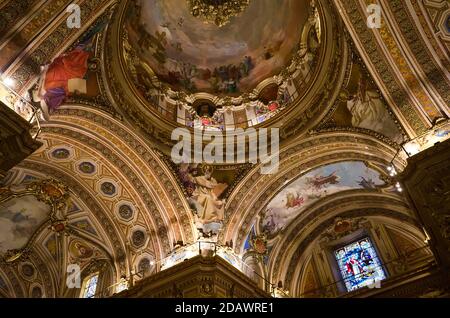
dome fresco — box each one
[124,0,308,96]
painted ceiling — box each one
[124,0,308,96]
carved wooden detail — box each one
[0,102,42,179]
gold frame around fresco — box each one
[0,179,69,264]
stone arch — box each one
[44,105,196,249]
[221,130,405,252]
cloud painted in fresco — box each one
[262,161,384,236]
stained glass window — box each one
[334,237,386,292]
[81,274,99,298]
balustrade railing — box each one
[0,81,42,139]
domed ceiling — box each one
[104,0,348,152]
[124,0,308,96]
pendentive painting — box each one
[124,0,308,95]
[331,63,405,144]
[177,164,232,237]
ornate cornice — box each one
[314,126,402,149]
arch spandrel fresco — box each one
[325,61,405,144]
[0,180,69,262]
[124,0,309,95]
[261,161,385,236]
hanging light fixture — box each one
[187,0,250,27]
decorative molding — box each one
[335,0,429,134]
[282,208,418,289]
[17,161,127,274]
[40,109,194,247]
[0,179,69,264]
[220,131,403,250]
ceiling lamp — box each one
[187,0,250,27]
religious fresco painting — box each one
[331,64,404,144]
[261,161,385,236]
[0,195,50,254]
[177,164,230,237]
[335,237,386,292]
[68,240,94,260]
[124,0,308,95]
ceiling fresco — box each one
[0,180,70,265]
[124,0,308,96]
[1,0,447,299]
[68,239,95,260]
[261,161,385,237]
[107,0,339,143]
[176,163,250,238]
[0,195,50,254]
[329,62,405,144]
